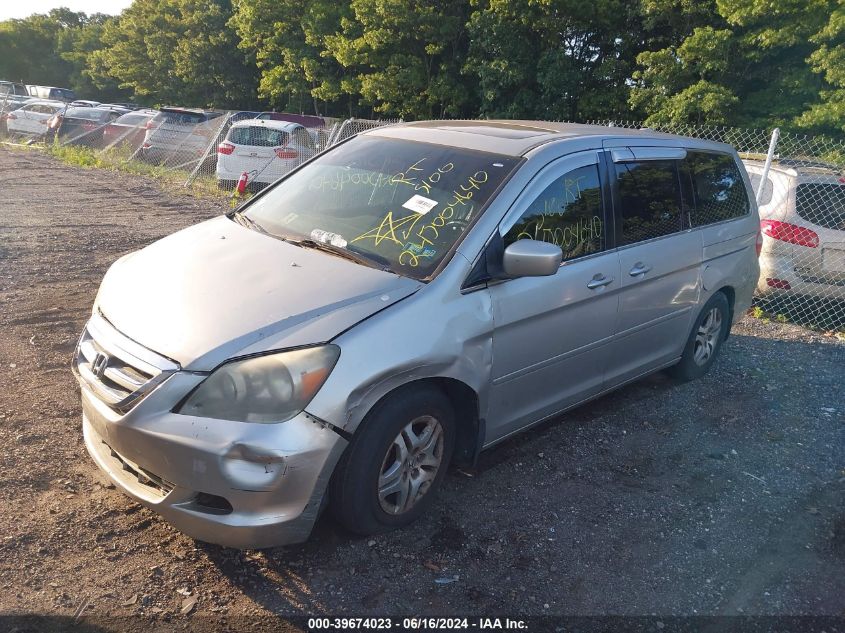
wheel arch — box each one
[354,377,483,469]
[715,285,736,338]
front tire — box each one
[668,291,730,382]
[329,386,455,535]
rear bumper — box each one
[757,253,845,300]
[80,379,347,549]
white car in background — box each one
[4,100,65,138]
[744,159,845,301]
[216,119,318,190]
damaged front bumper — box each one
[79,366,347,549]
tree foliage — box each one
[0,0,844,131]
[466,0,636,121]
[88,0,258,108]
[630,0,831,128]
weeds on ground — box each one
[42,139,228,201]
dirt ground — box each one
[1,146,843,628]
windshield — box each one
[156,111,205,125]
[65,108,109,121]
[242,136,521,279]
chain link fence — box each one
[1,99,842,331]
[585,120,845,331]
[0,96,400,198]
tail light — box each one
[755,229,763,257]
[218,142,235,155]
[760,220,819,248]
[82,121,98,131]
[274,147,299,159]
[48,115,61,129]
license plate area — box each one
[822,247,845,273]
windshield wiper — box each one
[231,210,267,234]
[284,238,393,272]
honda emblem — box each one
[92,352,109,378]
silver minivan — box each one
[74,121,760,548]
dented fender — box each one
[305,256,494,435]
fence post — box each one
[756,127,780,204]
[185,112,232,187]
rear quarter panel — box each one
[700,156,761,321]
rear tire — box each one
[668,291,730,382]
[329,385,455,536]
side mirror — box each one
[502,239,562,277]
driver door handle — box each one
[587,274,614,290]
[629,262,652,277]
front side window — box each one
[688,152,750,225]
[504,164,604,261]
[616,160,682,245]
[243,136,521,279]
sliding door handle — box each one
[587,274,614,290]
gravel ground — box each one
[0,146,843,628]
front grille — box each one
[74,312,178,413]
[105,441,175,496]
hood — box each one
[96,216,421,370]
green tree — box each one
[0,11,73,87]
[797,1,845,133]
[231,0,349,115]
[88,0,258,108]
[57,13,129,101]
[465,0,636,121]
[323,0,475,119]
[630,0,830,127]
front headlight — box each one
[178,345,339,423]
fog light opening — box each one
[194,492,233,515]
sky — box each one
[0,1,134,20]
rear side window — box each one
[796,183,845,230]
[158,111,205,125]
[616,160,682,245]
[504,164,605,260]
[229,126,290,147]
[115,113,148,126]
[292,127,315,150]
[688,152,750,226]
[65,108,109,121]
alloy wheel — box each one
[693,307,722,366]
[377,415,444,515]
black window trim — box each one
[609,154,686,249]
[608,148,752,251]
[462,150,615,292]
[687,149,752,228]
[500,151,613,261]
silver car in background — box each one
[74,121,760,548]
[745,159,845,301]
